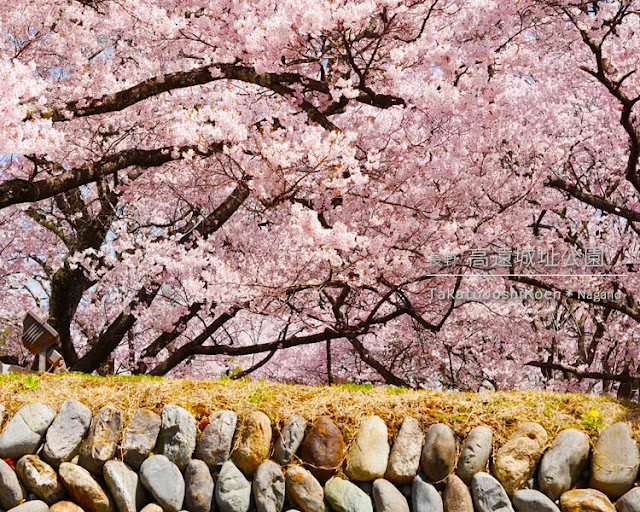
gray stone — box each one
[372,478,409,512]
[591,422,640,500]
[42,400,92,467]
[421,423,456,483]
[471,472,514,512]
[184,460,214,512]
[195,411,237,472]
[139,454,185,512]
[0,458,25,510]
[273,415,306,466]
[16,455,65,504]
[252,460,284,512]
[215,461,250,512]
[103,460,145,512]
[157,405,198,472]
[0,404,56,459]
[538,429,589,501]
[79,406,122,475]
[58,462,113,512]
[324,477,373,512]
[412,475,443,512]
[385,417,424,485]
[616,487,640,512]
[398,483,415,505]
[121,409,161,470]
[285,465,326,512]
[512,489,560,512]
[457,426,493,485]
[7,502,49,512]
[345,416,389,481]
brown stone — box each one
[560,489,615,512]
[231,411,272,477]
[299,416,345,484]
[492,422,548,497]
[50,502,86,512]
[16,454,66,504]
[285,465,326,512]
[58,462,114,512]
[443,474,473,512]
[79,406,123,475]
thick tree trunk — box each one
[47,265,88,365]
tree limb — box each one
[149,324,342,376]
[70,180,250,373]
[526,360,640,384]
[510,275,640,322]
[348,335,412,387]
[27,63,403,127]
[0,144,223,210]
[547,177,640,223]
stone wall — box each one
[0,400,638,512]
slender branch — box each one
[326,339,333,385]
[569,12,640,193]
[402,276,463,331]
[181,179,251,244]
[25,207,74,248]
[149,326,342,376]
[510,275,640,323]
[140,302,203,359]
[348,335,412,387]
[526,360,640,384]
[70,180,250,373]
[231,347,278,380]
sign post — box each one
[14,311,67,373]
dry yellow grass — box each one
[0,373,638,447]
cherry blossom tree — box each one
[1,0,640,393]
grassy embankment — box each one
[0,372,638,446]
